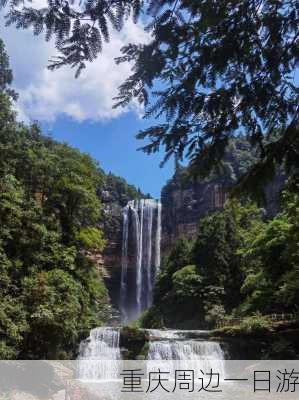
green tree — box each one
[22,265,108,358]
[154,238,193,301]
[2,2,297,187]
[76,227,106,250]
[193,201,255,311]
[115,1,298,189]
[0,168,110,358]
[0,37,17,100]
[0,39,111,357]
[2,0,143,77]
[239,187,299,314]
[146,200,265,328]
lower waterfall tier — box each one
[78,327,225,381]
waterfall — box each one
[146,329,211,340]
[145,203,154,307]
[78,327,121,380]
[148,340,225,362]
[120,198,162,322]
[148,332,225,376]
[78,327,225,381]
[120,207,129,321]
[136,199,144,314]
[78,199,227,381]
[154,201,161,276]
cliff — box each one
[93,140,285,313]
[161,139,285,253]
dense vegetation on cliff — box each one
[163,138,259,191]
[0,128,107,358]
[100,173,147,248]
[0,38,145,359]
[141,187,299,330]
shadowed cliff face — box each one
[161,177,230,252]
[160,140,285,254]
[161,177,285,254]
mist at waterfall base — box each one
[1,361,296,400]
[120,199,162,323]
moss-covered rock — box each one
[138,307,165,329]
[211,318,299,359]
[120,327,149,359]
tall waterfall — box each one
[120,199,162,322]
[78,327,121,380]
[78,198,227,381]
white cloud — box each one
[0,15,148,123]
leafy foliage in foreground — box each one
[2,1,298,190]
[0,39,111,358]
[1,0,143,77]
[144,191,299,329]
[116,0,298,189]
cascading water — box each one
[120,207,129,321]
[78,327,121,380]
[120,199,162,322]
[154,201,161,276]
[78,327,225,381]
[148,339,224,362]
[147,330,225,376]
[78,198,226,382]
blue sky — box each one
[0,13,174,198]
[44,113,174,198]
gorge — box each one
[78,138,295,370]
[0,121,295,362]
[99,139,285,314]
[0,3,298,370]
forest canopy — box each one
[0,37,144,358]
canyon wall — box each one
[95,140,285,312]
[161,140,285,253]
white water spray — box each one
[79,199,226,379]
[120,208,129,321]
[78,327,121,380]
[120,199,162,322]
[155,201,162,276]
[148,330,225,376]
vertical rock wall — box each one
[161,139,285,253]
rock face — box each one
[161,140,285,253]
[161,175,231,253]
